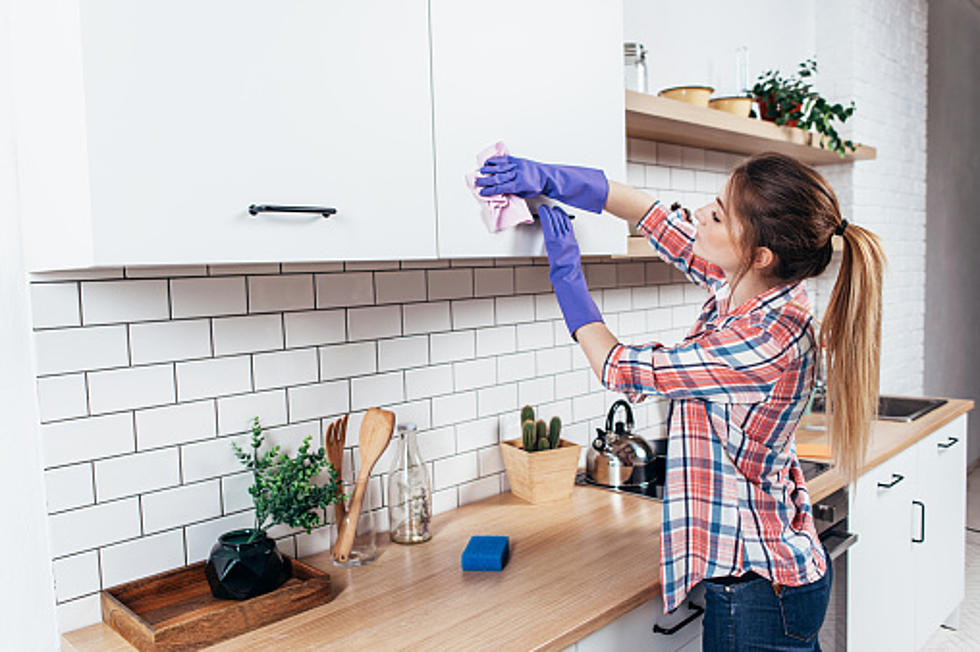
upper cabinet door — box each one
[430,0,627,259]
[13,0,436,270]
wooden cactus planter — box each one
[499,438,581,503]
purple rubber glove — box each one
[538,205,603,339]
[475,155,609,214]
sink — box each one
[809,395,947,422]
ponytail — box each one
[819,225,887,482]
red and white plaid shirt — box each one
[602,201,827,613]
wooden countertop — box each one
[63,397,973,652]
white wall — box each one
[0,0,59,648]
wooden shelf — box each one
[625,90,876,166]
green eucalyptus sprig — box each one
[750,58,857,156]
[232,417,341,543]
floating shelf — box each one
[625,90,876,166]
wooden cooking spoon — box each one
[324,415,348,526]
[331,408,395,563]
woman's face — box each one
[691,179,744,274]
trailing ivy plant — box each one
[751,58,857,156]
[232,417,341,543]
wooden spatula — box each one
[331,408,395,563]
[325,415,348,526]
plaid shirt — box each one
[602,201,827,613]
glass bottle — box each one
[623,42,648,94]
[387,423,432,544]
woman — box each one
[477,152,885,651]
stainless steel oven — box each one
[811,484,858,652]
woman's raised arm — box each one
[603,180,658,224]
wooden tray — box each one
[101,556,331,651]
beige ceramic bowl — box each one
[708,96,754,118]
[657,85,714,107]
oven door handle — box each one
[821,531,859,561]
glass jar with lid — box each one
[387,423,432,544]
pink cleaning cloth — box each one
[465,141,534,233]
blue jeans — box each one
[701,558,832,651]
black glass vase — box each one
[205,529,290,600]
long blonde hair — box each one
[727,153,887,482]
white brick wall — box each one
[28,2,929,628]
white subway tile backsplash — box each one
[657,143,683,167]
[56,594,101,635]
[130,319,211,365]
[535,347,572,376]
[253,348,318,390]
[458,476,499,506]
[427,269,473,300]
[221,472,253,514]
[602,288,632,313]
[288,380,349,422]
[456,416,498,453]
[212,314,283,356]
[584,263,617,289]
[475,325,516,357]
[453,358,497,392]
[181,433,251,483]
[171,277,247,318]
[248,274,314,313]
[406,364,454,400]
[41,413,135,468]
[433,452,479,490]
[35,374,88,422]
[419,426,456,461]
[33,325,128,376]
[518,377,554,408]
[216,390,287,435]
[316,272,374,308]
[142,481,221,534]
[430,331,474,364]
[477,383,517,418]
[555,369,590,400]
[432,391,477,427]
[348,305,401,341]
[100,530,186,588]
[95,448,180,502]
[284,310,346,348]
[81,280,169,325]
[646,164,671,188]
[45,464,94,513]
[494,295,534,324]
[88,364,176,414]
[175,355,251,402]
[320,341,376,380]
[52,551,100,602]
[451,299,494,330]
[31,282,80,328]
[516,322,554,350]
[136,400,216,450]
[534,294,562,320]
[351,372,404,410]
[474,268,514,297]
[403,301,451,335]
[514,266,550,294]
[48,498,141,558]
[478,446,505,477]
[378,335,429,371]
[376,270,427,304]
[496,351,537,383]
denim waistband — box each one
[703,571,765,586]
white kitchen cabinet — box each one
[847,413,969,652]
[848,442,916,652]
[13,0,438,270]
[912,416,967,648]
[569,585,704,652]
[429,0,627,259]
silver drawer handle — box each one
[248,204,336,218]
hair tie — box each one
[834,219,849,236]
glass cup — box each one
[331,477,379,567]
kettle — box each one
[586,400,659,489]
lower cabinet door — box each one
[913,415,968,648]
[848,444,916,652]
[575,584,704,652]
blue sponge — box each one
[461,535,510,571]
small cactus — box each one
[520,405,535,424]
[522,419,536,451]
[548,416,562,449]
[535,420,547,447]
[536,436,551,451]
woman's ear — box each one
[752,246,777,271]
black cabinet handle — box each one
[912,500,926,543]
[937,436,959,449]
[877,473,904,489]
[248,204,336,218]
[653,601,704,635]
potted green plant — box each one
[499,405,581,503]
[751,58,857,156]
[205,417,341,600]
